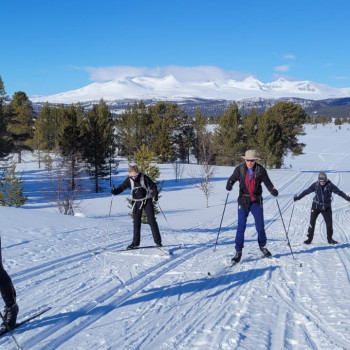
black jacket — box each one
[297,180,348,211]
[112,173,158,200]
[226,163,276,209]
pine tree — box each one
[32,103,60,168]
[81,100,116,193]
[148,102,187,163]
[242,108,259,150]
[134,144,160,180]
[193,108,207,164]
[116,101,151,160]
[6,91,34,163]
[213,103,244,166]
[56,104,84,190]
[175,118,194,163]
[256,112,283,168]
[257,102,306,168]
[0,77,13,159]
[0,163,27,207]
[33,103,59,151]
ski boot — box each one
[231,251,242,265]
[260,246,272,258]
[1,303,19,330]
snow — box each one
[30,75,350,104]
[1,123,350,349]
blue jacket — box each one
[297,180,348,211]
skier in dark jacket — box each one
[294,172,350,244]
[0,237,19,332]
[111,165,162,249]
[226,150,279,264]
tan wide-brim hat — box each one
[241,149,261,160]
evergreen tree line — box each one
[306,115,350,124]
[117,100,308,169]
[0,76,117,200]
[33,100,118,194]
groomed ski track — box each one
[2,128,350,349]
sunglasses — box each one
[246,159,256,163]
[318,179,326,182]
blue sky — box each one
[1,0,350,97]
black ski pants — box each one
[307,205,333,241]
[0,238,16,307]
[132,199,162,246]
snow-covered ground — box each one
[1,123,350,350]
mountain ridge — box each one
[31,96,350,118]
[30,75,350,105]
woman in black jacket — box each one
[294,172,350,244]
[111,165,162,249]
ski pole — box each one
[0,311,23,350]
[287,203,295,235]
[213,192,229,252]
[276,199,295,259]
[103,192,114,250]
[158,202,181,248]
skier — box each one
[294,172,350,244]
[111,165,162,249]
[0,237,19,331]
[226,150,279,264]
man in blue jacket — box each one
[294,172,350,244]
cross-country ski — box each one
[93,245,172,256]
[0,307,51,337]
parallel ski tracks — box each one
[19,167,348,349]
[22,223,241,348]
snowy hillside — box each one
[1,124,350,349]
[30,75,350,104]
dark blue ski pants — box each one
[235,201,267,252]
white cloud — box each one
[274,65,290,72]
[80,65,253,83]
[334,76,348,80]
[284,54,296,59]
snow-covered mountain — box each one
[31,75,350,104]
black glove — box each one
[226,182,233,191]
[111,187,117,195]
[294,195,300,201]
[271,189,278,197]
[153,195,158,203]
[346,195,350,202]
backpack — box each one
[313,181,333,211]
[130,173,153,202]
